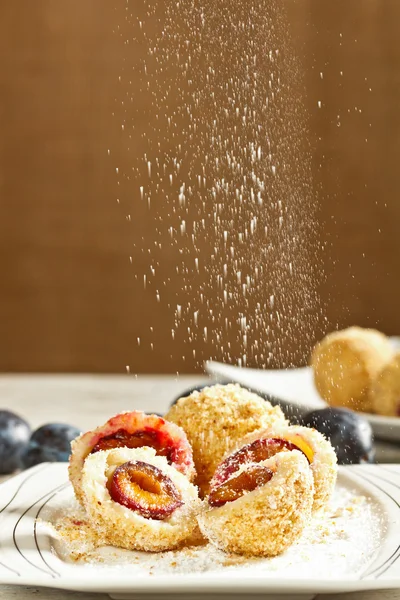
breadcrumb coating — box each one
[81,447,203,552]
[311,326,393,413]
[240,425,337,513]
[371,352,400,416]
[69,411,195,505]
[198,451,313,556]
[165,384,287,495]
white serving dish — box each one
[0,463,400,598]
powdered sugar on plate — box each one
[45,473,385,580]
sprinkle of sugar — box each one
[113,0,324,370]
[49,483,383,577]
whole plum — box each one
[21,423,80,469]
[302,407,375,464]
[0,410,31,474]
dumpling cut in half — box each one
[198,451,313,557]
[238,425,337,513]
[81,446,202,552]
[69,411,195,503]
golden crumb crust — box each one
[371,352,400,416]
[69,411,195,505]
[241,425,337,513]
[198,452,313,557]
[311,326,393,413]
[165,384,287,495]
[81,447,203,553]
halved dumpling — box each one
[236,425,337,512]
[198,451,313,557]
[81,446,202,552]
[69,411,195,503]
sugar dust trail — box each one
[112,0,325,372]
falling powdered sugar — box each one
[114,0,325,371]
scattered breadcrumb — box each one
[45,482,384,579]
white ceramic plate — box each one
[1,463,400,599]
[205,360,400,443]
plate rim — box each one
[0,463,399,594]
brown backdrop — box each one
[0,0,399,373]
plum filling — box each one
[109,460,183,519]
[91,428,176,463]
[208,465,274,507]
[212,438,300,489]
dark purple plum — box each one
[302,407,375,465]
[30,423,80,453]
[21,444,70,469]
[21,423,81,468]
[0,410,31,474]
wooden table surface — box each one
[0,374,399,600]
